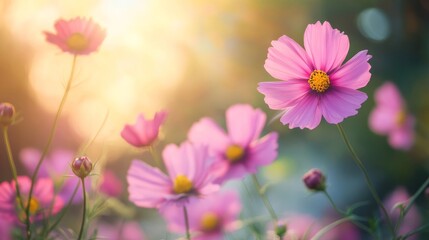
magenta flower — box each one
[20,148,91,204]
[44,17,106,55]
[162,191,241,240]
[369,82,415,150]
[0,176,64,224]
[0,218,12,240]
[188,104,278,183]
[121,111,167,148]
[384,187,421,240]
[96,221,146,240]
[258,21,372,129]
[99,169,123,197]
[127,142,222,209]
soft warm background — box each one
[1,0,429,239]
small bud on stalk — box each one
[72,156,93,179]
[302,168,326,191]
[0,102,16,126]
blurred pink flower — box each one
[96,221,146,240]
[44,17,106,55]
[99,169,123,197]
[384,187,421,240]
[20,148,91,204]
[258,21,371,129]
[0,176,64,224]
[188,104,278,183]
[121,111,167,148]
[369,82,415,150]
[0,218,12,240]
[162,191,241,240]
[127,142,223,209]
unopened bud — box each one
[72,156,93,178]
[302,168,326,191]
[275,224,287,238]
[0,102,16,126]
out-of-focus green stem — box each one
[183,206,191,240]
[251,175,278,225]
[25,55,78,239]
[336,124,395,237]
[77,178,87,240]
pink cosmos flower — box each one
[121,111,167,148]
[384,187,421,240]
[0,176,64,224]
[99,169,123,197]
[127,142,222,209]
[162,191,241,240]
[188,104,278,183]
[0,218,12,240]
[44,17,106,55]
[369,82,415,150]
[20,148,91,204]
[96,221,146,240]
[258,21,372,129]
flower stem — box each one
[183,206,191,240]
[148,145,162,168]
[336,124,395,236]
[322,190,344,215]
[312,216,355,240]
[2,127,25,210]
[25,55,78,239]
[77,178,87,240]
[251,174,278,224]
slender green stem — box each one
[251,175,278,224]
[47,181,80,233]
[323,190,344,215]
[311,216,354,240]
[2,127,25,210]
[400,222,429,240]
[25,55,78,238]
[336,124,395,236]
[395,176,429,233]
[77,178,87,240]
[183,206,191,240]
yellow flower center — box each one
[16,197,40,216]
[200,212,220,232]
[225,145,245,163]
[396,110,406,125]
[173,175,193,194]
[66,33,88,51]
[308,70,330,93]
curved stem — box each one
[183,206,191,240]
[25,55,77,238]
[77,178,87,240]
[311,216,354,240]
[251,175,278,224]
[322,190,344,215]
[2,127,25,210]
[336,124,395,237]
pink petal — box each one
[320,87,368,124]
[226,104,266,146]
[245,132,278,172]
[374,82,404,109]
[369,106,398,135]
[279,93,322,129]
[127,160,171,208]
[20,148,49,178]
[388,117,415,150]
[304,21,350,72]
[188,117,231,152]
[264,35,312,80]
[330,50,372,90]
[257,79,310,110]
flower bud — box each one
[0,102,16,126]
[72,156,93,179]
[302,168,326,191]
[275,224,287,238]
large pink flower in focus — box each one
[258,21,372,129]
[162,191,241,240]
[0,176,64,224]
[127,142,223,209]
[121,111,167,148]
[44,17,106,55]
[369,82,415,150]
[384,187,421,240]
[188,104,278,183]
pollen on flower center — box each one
[17,197,40,215]
[308,70,330,93]
[225,145,245,163]
[173,175,193,194]
[66,33,88,51]
[396,110,407,125]
[200,212,220,232]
